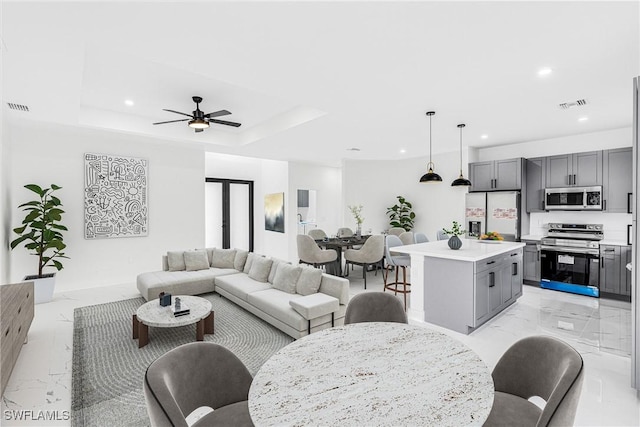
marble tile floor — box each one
[1,273,639,426]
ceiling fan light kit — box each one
[153,96,241,133]
[451,123,472,187]
[419,111,443,183]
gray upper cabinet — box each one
[603,147,632,213]
[470,158,523,192]
[526,157,546,212]
[546,151,602,187]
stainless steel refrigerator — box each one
[465,191,521,241]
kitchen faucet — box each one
[297,213,303,222]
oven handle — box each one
[540,245,600,256]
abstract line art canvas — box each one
[264,192,285,233]
[84,153,148,239]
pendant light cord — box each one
[429,114,433,164]
[459,125,463,174]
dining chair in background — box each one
[337,227,354,237]
[437,229,449,240]
[383,235,411,311]
[308,228,327,240]
[344,292,408,324]
[297,234,338,269]
[415,232,429,243]
[388,227,405,236]
[344,235,384,288]
[483,335,584,427]
[398,231,414,245]
[144,342,254,427]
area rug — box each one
[71,293,294,427]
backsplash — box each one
[529,212,631,242]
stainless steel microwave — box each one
[544,186,602,210]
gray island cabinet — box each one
[393,239,525,334]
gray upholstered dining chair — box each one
[437,229,449,240]
[398,231,414,245]
[344,292,408,324]
[337,227,354,237]
[483,335,584,427]
[144,342,254,427]
[414,232,429,243]
[388,227,405,236]
[308,228,327,240]
[297,234,338,269]
[344,235,384,288]
[384,235,411,311]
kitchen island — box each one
[393,239,525,334]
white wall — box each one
[288,162,342,261]
[204,152,290,260]
[477,127,631,161]
[0,108,10,284]
[343,151,469,241]
[8,121,205,292]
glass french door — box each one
[205,178,254,251]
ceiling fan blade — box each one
[153,118,190,125]
[162,109,193,118]
[209,118,242,128]
[195,128,204,133]
[204,109,231,118]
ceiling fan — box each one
[153,96,241,132]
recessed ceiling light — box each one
[124,99,134,106]
[538,67,552,77]
[578,117,588,122]
[400,149,406,154]
[480,134,488,139]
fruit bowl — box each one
[479,231,504,242]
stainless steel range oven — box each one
[540,223,603,297]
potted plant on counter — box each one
[442,221,466,250]
[10,184,69,303]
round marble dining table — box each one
[248,322,495,426]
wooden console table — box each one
[1,281,34,395]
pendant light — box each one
[419,111,442,183]
[451,123,472,187]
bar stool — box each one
[383,235,411,311]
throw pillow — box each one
[273,263,302,294]
[234,249,249,271]
[243,253,256,274]
[248,256,273,283]
[167,251,186,271]
[296,266,323,296]
[184,250,210,271]
[205,248,215,266]
[268,258,289,284]
[211,248,237,268]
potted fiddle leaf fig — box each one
[10,184,69,303]
[386,196,415,231]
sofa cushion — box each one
[137,268,237,300]
[248,257,273,282]
[234,249,249,271]
[296,266,323,296]
[247,289,306,331]
[289,293,340,320]
[243,253,256,274]
[214,273,272,301]
[268,258,289,284]
[167,251,186,271]
[184,250,210,271]
[205,247,215,266]
[272,264,302,294]
[211,248,237,268]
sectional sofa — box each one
[136,248,349,339]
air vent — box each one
[346,147,361,152]
[7,102,29,112]
[558,99,588,110]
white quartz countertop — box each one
[393,238,525,262]
[600,239,630,246]
[521,234,545,241]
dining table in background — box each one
[248,322,495,426]
[315,234,370,276]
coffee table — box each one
[132,295,214,348]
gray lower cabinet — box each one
[603,147,632,213]
[546,151,602,187]
[474,249,523,326]
[600,244,631,301]
[523,242,541,284]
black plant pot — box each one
[448,235,462,250]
